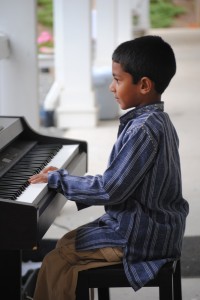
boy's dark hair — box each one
[112,35,176,94]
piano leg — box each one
[0,249,22,300]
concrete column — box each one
[54,0,98,128]
[0,0,39,130]
[95,0,133,66]
[94,0,133,119]
[117,0,133,45]
[95,0,116,66]
[131,0,150,38]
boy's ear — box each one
[140,77,153,94]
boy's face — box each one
[109,62,141,110]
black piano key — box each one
[6,168,42,176]
[0,185,28,193]
[0,189,26,196]
[1,176,25,184]
[27,151,55,155]
[5,171,30,175]
[0,190,22,195]
[0,181,29,188]
[0,190,19,194]
[3,174,36,180]
[6,172,33,177]
[26,155,51,160]
[0,192,18,197]
[0,184,26,189]
[0,185,27,198]
[1,177,27,185]
[0,185,27,192]
[0,194,16,200]
[18,158,51,165]
[34,144,62,150]
[7,171,35,176]
[0,187,27,195]
[0,182,28,188]
[16,163,45,168]
[13,159,49,164]
[0,183,28,190]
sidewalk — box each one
[43,28,200,299]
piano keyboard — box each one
[0,144,79,204]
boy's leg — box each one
[33,228,123,300]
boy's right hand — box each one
[28,166,58,184]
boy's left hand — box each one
[29,166,58,184]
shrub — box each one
[150,0,186,28]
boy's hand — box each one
[29,166,58,184]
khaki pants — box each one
[33,228,123,300]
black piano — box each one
[0,116,87,299]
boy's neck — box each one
[137,96,161,109]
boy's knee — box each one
[56,229,77,248]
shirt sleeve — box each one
[48,125,158,206]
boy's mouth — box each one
[114,95,119,101]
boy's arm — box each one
[29,166,91,211]
[45,125,157,206]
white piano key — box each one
[16,144,79,204]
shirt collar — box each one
[119,102,164,124]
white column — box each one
[94,0,133,119]
[117,0,133,45]
[138,0,150,32]
[95,0,116,66]
[0,0,39,130]
[54,0,98,128]
[95,0,133,67]
[131,0,150,38]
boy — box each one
[29,35,189,300]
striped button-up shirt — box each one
[48,102,189,291]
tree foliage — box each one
[150,0,186,28]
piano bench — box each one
[76,259,182,300]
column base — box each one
[55,106,98,128]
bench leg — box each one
[76,275,90,300]
[159,277,173,300]
[76,286,90,300]
[173,260,182,300]
[98,287,110,300]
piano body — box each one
[0,116,88,299]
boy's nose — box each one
[109,81,115,92]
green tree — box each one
[150,0,185,28]
[37,0,53,28]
